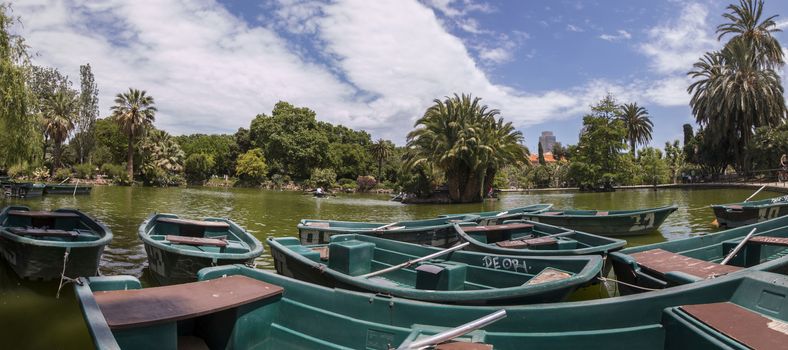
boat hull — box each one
[143,243,254,285]
[0,234,104,280]
[520,207,677,236]
[269,236,600,305]
[711,204,788,228]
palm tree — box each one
[617,103,653,156]
[481,117,527,196]
[717,0,783,68]
[110,88,157,182]
[43,90,76,170]
[369,139,393,180]
[688,41,786,173]
[405,94,525,203]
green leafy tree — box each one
[537,142,546,165]
[638,147,670,185]
[110,88,157,182]
[235,148,268,185]
[0,5,40,168]
[717,0,783,68]
[73,63,99,164]
[43,89,77,169]
[139,129,184,186]
[184,153,215,185]
[552,142,566,161]
[664,140,684,183]
[369,139,393,180]
[405,94,526,203]
[617,102,653,155]
[92,117,129,166]
[568,95,628,190]
[175,134,236,176]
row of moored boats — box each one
[2,196,788,349]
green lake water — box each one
[0,185,779,349]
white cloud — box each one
[643,76,691,106]
[639,2,717,74]
[566,24,583,32]
[599,30,631,42]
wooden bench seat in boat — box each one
[747,235,788,247]
[724,205,744,210]
[310,246,330,260]
[630,249,741,279]
[462,223,534,233]
[7,210,79,218]
[8,227,79,238]
[93,275,283,330]
[541,212,563,216]
[435,341,493,350]
[155,217,230,229]
[164,235,227,247]
[524,268,572,286]
[595,211,608,216]
[679,302,788,349]
[495,236,558,248]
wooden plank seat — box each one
[494,236,557,248]
[541,212,563,216]
[747,235,788,247]
[595,211,608,216]
[524,268,572,286]
[93,275,283,330]
[7,210,79,218]
[311,246,329,260]
[724,205,744,210]
[304,222,330,228]
[462,223,534,233]
[436,341,493,350]
[630,249,741,279]
[680,302,788,349]
[156,217,230,229]
[165,235,227,247]
[8,227,79,238]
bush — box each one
[53,168,72,181]
[184,153,215,185]
[74,163,95,179]
[100,163,130,185]
[356,175,377,192]
[7,163,30,179]
[309,168,337,189]
[337,178,355,186]
[32,167,49,181]
[341,182,357,192]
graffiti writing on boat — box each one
[481,255,529,272]
[629,212,655,232]
[759,207,780,221]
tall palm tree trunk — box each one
[127,136,134,182]
[377,158,383,180]
[630,139,636,156]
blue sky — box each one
[12,0,788,150]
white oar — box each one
[397,310,507,350]
[372,222,398,231]
[359,242,470,278]
[743,185,767,202]
[721,228,757,265]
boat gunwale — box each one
[138,213,263,260]
[454,220,626,256]
[297,215,481,234]
[0,205,113,249]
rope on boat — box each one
[56,248,72,299]
[597,276,660,292]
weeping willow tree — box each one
[404,94,527,203]
[688,0,786,174]
[0,5,41,168]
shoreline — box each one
[502,182,788,194]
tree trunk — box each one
[53,142,61,171]
[447,167,461,203]
[377,158,383,180]
[127,135,135,183]
[460,170,483,203]
[483,167,496,198]
[630,139,636,157]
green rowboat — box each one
[297,215,480,247]
[0,206,112,280]
[44,183,93,195]
[610,214,788,295]
[517,205,678,236]
[439,204,553,225]
[1,181,45,198]
[138,213,263,285]
[454,221,626,256]
[711,195,788,228]
[76,265,788,349]
[268,234,602,305]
